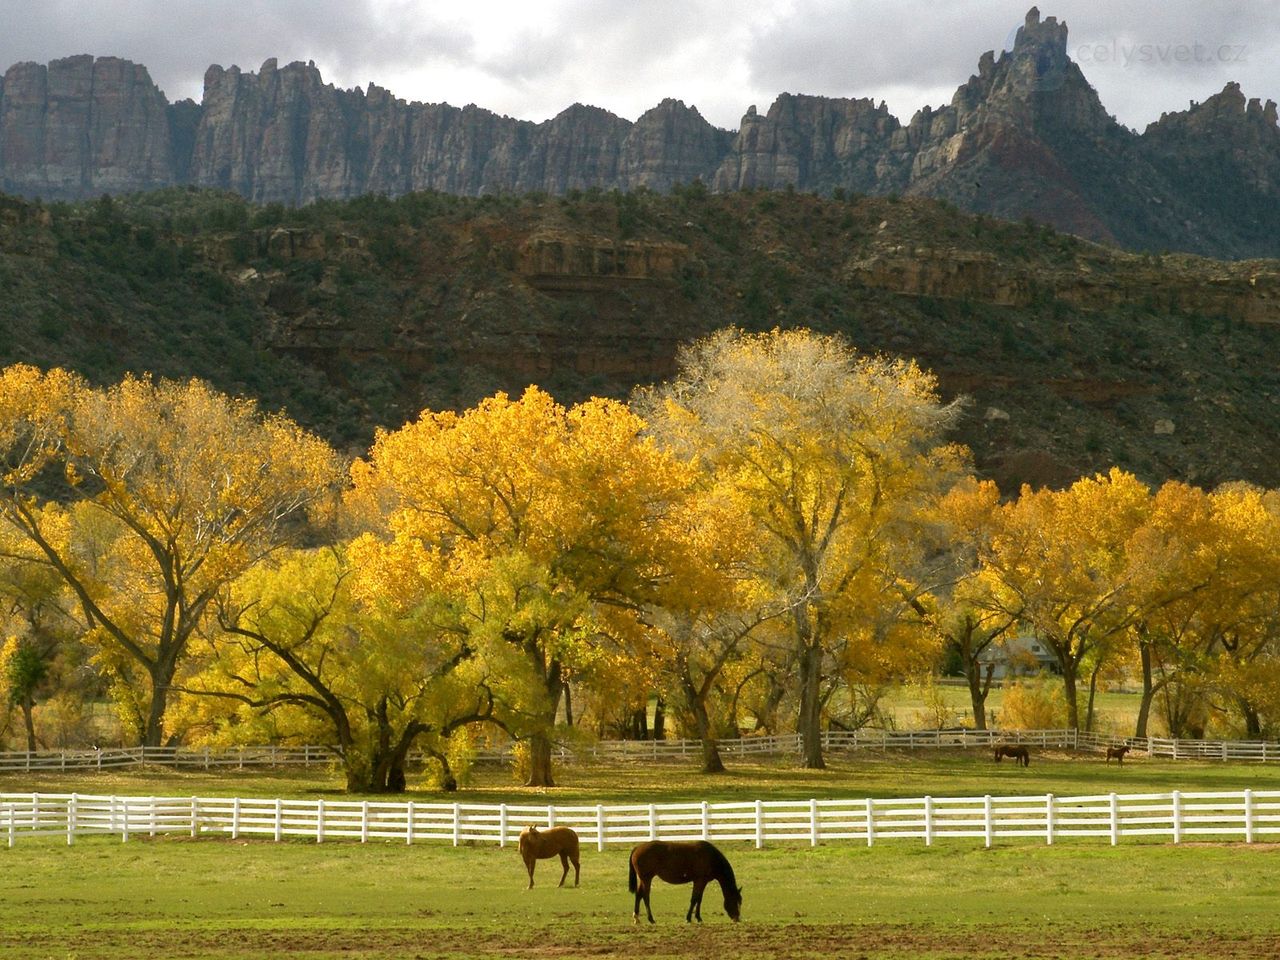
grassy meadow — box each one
[5,748,1280,958]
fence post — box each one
[648,804,657,841]
[452,802,461,847]
[190,796,199,838]
[32,794,38,832]
[866,798,875,847]
[406,801,414,846]
[701,801,709,841]
[754,799,764,850]
[923,796,934,847]
[361,801,369,843]
[316,798,325,844]
[232,797,241,841]
[1045,794,1054,846]
[1109,793,1119,846]
[120,797,129,843]
[498,804,507,848]
[67,793,77,846]
[810,799,819,847]
[547,805,557,829]
[984,795,993,848]
[1172,790,1182,844]
[1245,789,1255,844]
[597,804,606,852]
[149,797,156,837]
[6,804,13,848]
[275,799,283,843]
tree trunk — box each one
[141,661,174,747]
[1135,641,1155,739]
[965,661,993,730]
[797,641,825,769]
[652,698,666,741]
[1084,662,1102,733]
[1241,699,1263,739]
[526,732,555,788]
[685,684,725,774]
[21,695,37,751]
[1061,661,1080,731]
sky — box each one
[1,0,1276,133]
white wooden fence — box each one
[4,788,1279,850]
[3,729,1278,774]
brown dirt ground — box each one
[4,923,1278,960]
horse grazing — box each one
[518,825,580,889]
[628,840,742,924]
[1106,745,1130,764]
[994,744,1030,767]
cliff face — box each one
[0,55,175,199]
[2,7,1279,258]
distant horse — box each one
[1106,745,1130,764]
[518,825,580,889]
[994,744,1030,767]
[628,840,742,924]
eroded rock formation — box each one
[2,8,1278,257]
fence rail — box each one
[4,788,1279,850]
[2,729,1278,774]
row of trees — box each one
[2,329,1278,791]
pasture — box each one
[6,750,1280,958]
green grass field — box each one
[5,750,1280,958]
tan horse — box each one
[518,825,580,889]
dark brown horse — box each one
[994,744,1030,767]
[518,825,580,889]
[628,840,742,924]
[1106,745,1130,763]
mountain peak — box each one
[1016,7,1068,56]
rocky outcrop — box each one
[0,55,174,198]
[2,8,1279,258]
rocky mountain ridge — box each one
[0,8,1277,258]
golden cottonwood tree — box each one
[638,473,773,773]
[638,328,963,768]
[349,387,692,786]
[975,469,1151,730]
[0,365,342,746]
[1199,484,1280,737]
[0,510,80,751]
[188,547,490,792]
[909,478,1015,730]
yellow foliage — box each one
[998,674,1069,730]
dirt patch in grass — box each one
[4,923,1274,959]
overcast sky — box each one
[1,1,1276,132]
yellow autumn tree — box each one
[1200,484,1280,737]
[975,468,1152,730]
[0,365,343,746]
[915,477,1016,730]
[637,328,964,768]
[184,546,492,792]
[349,387,694,786]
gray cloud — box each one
[0,0,477,101]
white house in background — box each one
[975,633,1060,680]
